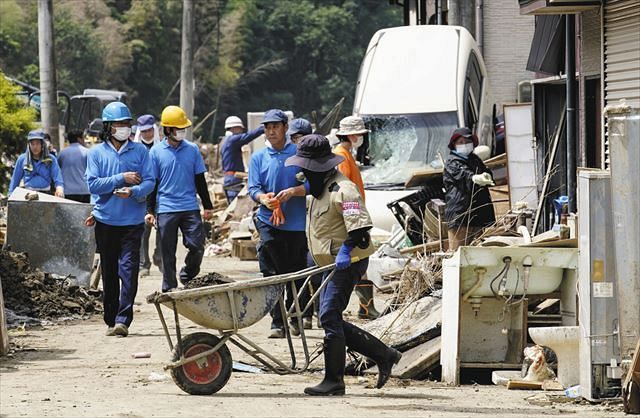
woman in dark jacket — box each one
[443,127,496,250]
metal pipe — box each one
[566,14,577,213]
[462,267,487,302]
[155,303,174,351]
[475,0,483,54]
[436,0,442,25]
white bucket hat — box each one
[224,115,244,129]
[336,115,369,136]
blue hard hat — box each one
[27,129,46,141]
[102,101,132,122]
[287,118,312,136]
[261,109,288,124]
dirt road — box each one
[0,248,625,417]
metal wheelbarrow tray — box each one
[146,264,336,395]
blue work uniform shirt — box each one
[248,142,306,232]
[149,138,207,214]
[86,140,155,226]
[9,153,64,194]
[221,126,264,187]
[58,143,90,195]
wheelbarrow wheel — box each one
[170,332,232,395]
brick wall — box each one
[482,0,536,111]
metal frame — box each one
[150,263,339,376]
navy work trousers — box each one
[94,221,144,327]
[157,210,205,292]
[140,223,162,270]
[254,217,310,329]
[320,258,369,339]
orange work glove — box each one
[269,199,286,227]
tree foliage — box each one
[0,71,36,193]
[0,0,401,140]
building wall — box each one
[580,8,602,77]
[482,0,536,112]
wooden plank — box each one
[534,299,560,315]
[520,238,577,248]
[507,379,543,390]
[405,168,442,188]
[461,362,523,369]
[484,153,507,168]
[399,240,441,255]
[531,230,561,243]
[542,380,565,391]
[0,277,9,356]
[231,240,257,260]
[391,336,441,379]
[441,251,462,385]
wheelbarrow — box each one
[146,262,346,395]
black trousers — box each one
[94,221,144,327]
[254,217,310,329]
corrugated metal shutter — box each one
[603,0,640,168]
[603,0,640,108]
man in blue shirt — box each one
[133,114,162,277]
[9,130,64,197]
[85,101,155,338]
[146,105,214,293]
[248,109,310,338]
[221,115,264,203]
[58,130,90,203]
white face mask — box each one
[173,129,187,141]
[455,143,474,156]
[113,127,131,142]
[352,135,364,148]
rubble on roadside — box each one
[202,170,258,260]
[0,250,103,326]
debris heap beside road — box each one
[0,250,102,323]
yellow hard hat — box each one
[160,105,192,129]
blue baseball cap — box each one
[261,109,288,124]
[137,114,156,131]
[27,129,46,142]
[287,118,312,136]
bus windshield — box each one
[359,112,459,186]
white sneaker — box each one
[114,323,129,337]
[139,268,150,277]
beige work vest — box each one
[307,172,375,266]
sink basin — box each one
[443,247,578,296]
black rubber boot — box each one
[355,280,381,320]
[304,337,346,396]
[343,322,402,389]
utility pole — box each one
[180,0,194,138]
[475,0,484,54]
[37,0,60,149]
[460,1,475,36]
[448,0,460,26]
